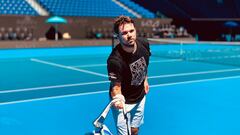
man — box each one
[107,16,151,135]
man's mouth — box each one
[128,39,134,43]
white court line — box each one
[149,75,240,88]
[72,59,182,68]
[0,81,110,94]
[74,64,107,68]
[1,68,240,94]
[149,59,182,63]
[31,58,108,78]
[0,90,109,106]
[1,75,240,106]
[148,68,240,79]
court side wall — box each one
[0,16,172,39]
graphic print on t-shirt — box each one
[129,57,147,86]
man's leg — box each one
[130,96,146,135]
[111,96,145,135]
[112,107,131,135]
[131,127,139,135]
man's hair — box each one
[113,15,135,34]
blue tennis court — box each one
[0,43,240,135]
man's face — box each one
[118,23,137,47]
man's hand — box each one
[112,94,125,109]
[144,78,149,94]
[111,83,125,109]
[113,100,124,109]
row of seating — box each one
[0,0,38,16]
[0,0,155,18]
[181,0,238,18]
[86,27,155,39]
[118,0,155,18]
[0,27,33,40]
[144,0,239,18]
[37,0,136,17]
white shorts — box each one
[111,96,146,135]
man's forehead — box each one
[119,23,135,31]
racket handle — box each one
[93,98,123,128]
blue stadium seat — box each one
[0,0,38,16]
[118,0,155,18]
[36,0,152,18]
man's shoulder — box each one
[107,45,122,63]
[137,37,151,56]
[136,37,150,50]
[137,37,149,45]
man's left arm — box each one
[144,76,149,94]
[143,38,150,94]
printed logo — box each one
[129,57,147,86]
[109,72,117,80]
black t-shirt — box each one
[107,38,151,104]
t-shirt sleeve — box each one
[142,38,151,56]
[107,58,122,83]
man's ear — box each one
[113,33,118,38]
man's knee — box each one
[131,127,139,135]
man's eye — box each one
[130,30,134,33]
[121,32,127,35]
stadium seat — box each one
[36,0,154,18]
[0,0,38,16]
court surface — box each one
[0,44,240,135]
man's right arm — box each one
[107,58,125,109]
[111,82,125,109]
[110,82,122,98]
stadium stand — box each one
[0,0,207,41]
[0,26,33,40]
[152,24,191,38]
[36,0,155,18]
[132,0,240,18]
[0,0,38,16]
[117,0,155,18]
[166,0,239,18]
[37,0,135,17]
[0,0,155,18]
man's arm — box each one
[111,82,125,109]
[144,76,149,94]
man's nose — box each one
[127,33,132,39]
[127,35,132,40]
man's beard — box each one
[122,39,135,48]
[122,43,134,48]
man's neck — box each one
[121,43,137,54]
